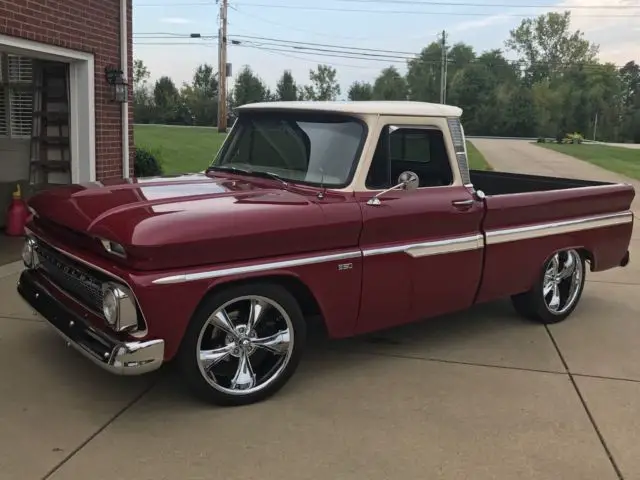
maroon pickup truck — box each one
[17,101,635,406]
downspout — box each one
[120,0,130,178]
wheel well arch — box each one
[542,246,595,271]
[191,274,328,335]
[576,247,595,271]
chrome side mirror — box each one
[367,171,419,206]
[398,171,419,191]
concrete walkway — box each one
[1,140,639,479]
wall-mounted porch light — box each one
[105,67,128,103]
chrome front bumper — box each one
[17,269,164,376]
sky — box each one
[132,0,640,97]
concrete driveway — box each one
[1,139,639,479]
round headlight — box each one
[22,239,35,268]
[102,288,119,326]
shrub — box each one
[564,132,584,144]
[134,146,164,177]
[536,137,546,143]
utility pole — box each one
[593,112,598,141]
[439,30,448,104]
[217,0,228,133]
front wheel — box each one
[511,249,586,324]
[178,283,307,406]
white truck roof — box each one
[237,100,463,118]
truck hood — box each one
[28,173,361,270]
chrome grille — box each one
[34,241,104,313]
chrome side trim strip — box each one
[151,210,632,285]
[152,250,363,285]
[486,211,633,245]
[363,234,483,258]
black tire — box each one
[178,282,307,406]
[511,249,586,325]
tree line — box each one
[133,11,640,143]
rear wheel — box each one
[178,283,307,406]
[511,249,586,324]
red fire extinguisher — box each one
[5,184,29,236]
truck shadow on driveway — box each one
[22,298,561,412]
[129,298,566,409]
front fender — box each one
[130,250,363,360]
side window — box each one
[365,126,454,189]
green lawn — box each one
[466,140,492,171]
[134,125,227,174]
[133,125,494,175]
[537,143,640,180]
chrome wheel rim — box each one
[543,250,583,315]
[196,295,294,396]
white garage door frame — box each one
[0,33,95,183]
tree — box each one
[128,19,639,143]
[305,64,341,101]
[133,59,150,88]
[182,63,218,126]
[620,61,639,109]
[348,81,373,100]
[619,61,640,142]
[372,66,407,100]
[132,59,154,124]
[153,76,179,110]
[232,66,269,107]
[192,64,219,98]
[505,11,599,84]
[406,42,444,102]
[276,70,298,101]
[152,76,190,125]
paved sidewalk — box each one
[0,140,638,479]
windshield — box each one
[210,111,366,187]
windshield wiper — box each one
[206,165,251,175]
[207,165,289,189]
[249,170,289,189]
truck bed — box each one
[469,170,610,196]
[471,168,635,304]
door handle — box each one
[452,199,474,207]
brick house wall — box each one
[0,0,134,180]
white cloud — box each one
[559,0,640,64]
[160,17,192,24]
[449,0,639,64]
[449,13,513,33]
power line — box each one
[317,0,640,9]
[229,34,419,56]
[134,0,640,9]
[238,44,387,70]
[133,35,216,40]
[136,38,631,70]
[229,2,640,17]
[133,41,217,45]
[133,1,640,17]
[132,35,631,69]
[228,5,372,41]
[134,33,632,69]
[232,43,410,63]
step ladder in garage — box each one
[29,60,71,186]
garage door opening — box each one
[1,53,73,263]
[1,54,72,188]
[0,36,95,265]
